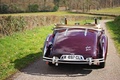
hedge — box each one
[0,15,110,37]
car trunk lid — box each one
[52,29,98,58]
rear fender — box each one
[100,34,108,59]
[43,34,53,57]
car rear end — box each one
[43,28,106,67]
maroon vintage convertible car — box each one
[43,18,108,68]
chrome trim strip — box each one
[84,28,88,36]
[64,28,68,36]
[54,27,102,31]
[43,57,105,64]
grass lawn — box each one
[106,17,120,54]
[0,11,93,17]
[0,26,53,79]
[90,7,120,15]
[0,20,93,80]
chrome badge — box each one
[85,46,91,51]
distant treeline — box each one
[0,0,120,13]
[0,0,58,13]
[64,0,120,12]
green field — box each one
[0,20,92,80]
[0,11,93,17]
[0,26,52,79]
[106,16,120,54]
[90,7,120,15]
[1,7,120,17]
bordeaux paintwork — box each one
[43,24,108,67]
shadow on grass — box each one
[13,51,42,70]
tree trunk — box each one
[43,0,46,10]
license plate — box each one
[60,55,84,60]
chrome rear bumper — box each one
[43,56,105,66]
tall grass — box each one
[0,16,26,36]
[106,16,120,54]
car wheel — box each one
[99,62,105,68]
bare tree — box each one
[43,0,46,10]
[0,0,1,12]
[54,0,60,7]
